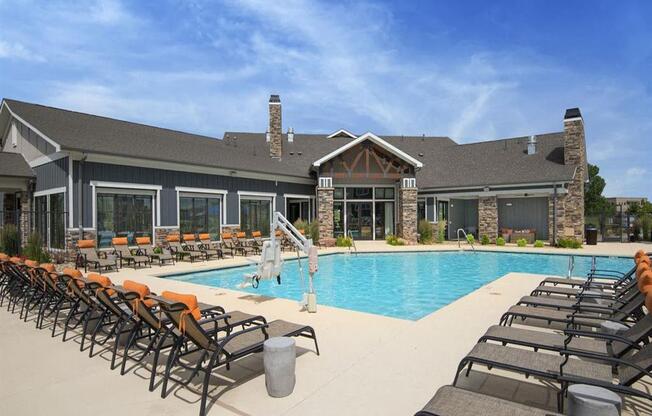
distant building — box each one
[607,197,649,212]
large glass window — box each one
[34,192,65,249]
[97,193,153,248]
[375,187,395,199]
[375,201,395,239]
[417,199,426,222]
[333,201,344,237]
[180,196,221,239]
[346,187,373,200]
[287,198,310,224]
[240,198,271,237]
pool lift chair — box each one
[242,212,319,313]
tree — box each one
[584,164,612,216]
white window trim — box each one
[68,157,74,227]
[34,187,67,198]
[175,186,228,230]
[33,188,66,249]
[91,182,161,241]
[284,194,315,222]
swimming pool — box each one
[165,251,633,320]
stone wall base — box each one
[65,228,97,262]
[478,196,498,243]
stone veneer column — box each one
[478,196,498,243]
[19,191,32,247]
[65,228,97,262]
[562,110,586,242]
[269,95,282,158]
[317,187,334,241]
[155,227,180,247]
[398,187,417,244]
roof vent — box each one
[527,135,537,155]
[288,127,294,143]
[265,129,271,143]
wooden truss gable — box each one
[320,140,413,179]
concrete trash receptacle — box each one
[264,337,296,397]
[567,384,621,416]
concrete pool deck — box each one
[1,242,650,415]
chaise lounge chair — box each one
[77,239,118,273]
[414,385,562,416]
[197,233,223,259]
[136,236,175,266]
[112,237,151,269]
[167,235,203,262]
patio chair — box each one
[156,294,319,416]
[480,313,652,358]
[112,237,151,269]
[136,236,175,266]
[234,231,255,256]
[453,340,652,412]
[250,231,263,254]
[77,239,118,273]
[197,233,223,260]
[414,385,562,416]
[182,234,209,261]
[220,232,236,257]
[56,268,106,344]
[167,235,203,262]
[499,292,646,329]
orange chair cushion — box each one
[252,231,262,238]
[638,270,652,292]
[222,232,232,239]
[636,262,650,279]
[25,260,39,268]
[638,255,651,266]
[275,230,282,237]
[87,273,115,296]
[198,233,210,240]
[40,263,56,273]
[123,280,150,298]
[236,232,246,238]
[166,235,180,242]
[10,257,22,264]
[183,234,196,242]
[62,268,83,278]
[0,253,9,260]
[136,236,151,245]
[112,237,129,246]
[635,249,646,260]
[77,239,96,248]
[161,291,201,320]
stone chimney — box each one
[269,94,282,158]
[561,107,586,241]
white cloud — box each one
[0,40,46,62]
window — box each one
[240,198,271,237]
[417,199,426,222]
[333,201,344,237]
[333,187,344,200]
[374,187,395,199]
[34,192,65,249]
[346,187,373,199]
[180,196,221,239]
[97,193,153,248]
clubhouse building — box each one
[0,95,587,252]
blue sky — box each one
[1,0,651,198]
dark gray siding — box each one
[498,197,549,240]
[33,157,68,192]
[73,161,314,228]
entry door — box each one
[346,202,373,240]
[437,200,449,239]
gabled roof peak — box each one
[326,129,357,139]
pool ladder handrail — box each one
[456,228,476,252]
[347,230,358,255]
[567,255,575,279]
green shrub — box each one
[534,240,545,248]
[0,224,21,256]
[436,221,445,243]
[480,235,490,245]
[309,220,320,243]
[336,235,353,247]
[558,238,582,249]
[153,246,163,254]
[516,238,527,247]
[385,234,405,246]
[466,234,475,245]
[23,232,51,263]
[640,214,652,241]
[294,218,320,243]
[418,219,433,244]
[293,219,309,236]
[496,236,505,246]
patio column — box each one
[398,180,417,244]
[478,196,498,243]
[317,183,334,242]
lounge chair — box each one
[197,233,223,259]
[182,234,210,261]
[136,236,175,266]
[167,235,203,262]
[77,239,118,273]
[234,231,255,256]
[480,313,652,358]
[500,292,646,329]
[453,341,652,411]
[415,385,562,416]
[250,231,263,254]
[220,232,236,257]
[156,293,319,416]
[112,237,151,269]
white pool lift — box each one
[243,212,318,313]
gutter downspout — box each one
[552,183,558,246]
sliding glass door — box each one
[179,196,221,239]
[34,192,65,249]
[97,193,153,247]
[346,202,373,240]
[240,198,271,237]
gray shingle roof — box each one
[0,152,35,178]
[3,98,577,188]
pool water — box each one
[165,251,633,320]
